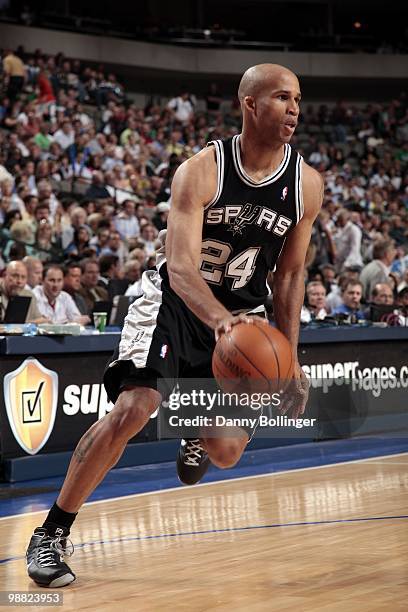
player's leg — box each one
[177,428,249,484]
[57,385,161,512]
[202,428,249,469]
[26,384,161,588]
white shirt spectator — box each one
[370,172,390,188]
[167,95,195,123]
[114,213,140,240]
[0,164,14,185]
[53,127,75,150]
[33,285,81,324]
[334,221,363,271]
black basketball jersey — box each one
[200,135,304,311]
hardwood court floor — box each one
[1,454,407,611]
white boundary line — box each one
[0,450,407,522]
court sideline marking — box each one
[0,450,406,522]
[1,514,408,566]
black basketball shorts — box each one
[103,270,265,438]
[103,270,216,403]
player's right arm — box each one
[166,148,249,338]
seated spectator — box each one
[100,230,128,264]
[364,282,395,321]
[332,280,365,321]
[23,256,43,289]
[32,219,61,262]
[85,171,111,200]
[61,206,88,250]
[78,258,109,314]
[53,121,75,151]
[64,225,93,260]
[140,223,158,257]
[89,224,111,255]
[63,263,90,317]
[0,260,46,323]
[301,281,329,323]
[114,199,140,240]
[319,263,336,294]
[99,253,128,298]
[124,260,143,297]
[396,287,408,325]
[152,202,170,232]
[33,264,89,325]
[2,220,35,261]
[369,283,394,306]
[360,239,397,302]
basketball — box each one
[212,319,294,393]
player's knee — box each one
[206,439,246,469]
[107,387,160,439]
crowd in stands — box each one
[0,47,407,327]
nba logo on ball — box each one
[281,186,288,201]
[160,344,168,359]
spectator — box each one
[319,263,336,294]
[100,230,128,264]
[0,260,45,323]
[333,209,363,272]
[33,264,89,325]
[53,121,75,151]
[301,281,329,323]
[114,199,140,240]
[140,223,158,257]
[360,240,397,301]
[369,283,394,306]
[78,258,109,313]
[64,225,93,260]
[85,171,111,200]
[23,256,43,289]
[63,263,90,317]
[124,260,143,297]
[332,280,365,321]
[2,49,26,101]
[167,92,195,124]
[61,206,88,249]
[89,225,111,255]
[99,253,121,284]
[152,202,170,232]
[32,219,61,262]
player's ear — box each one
[244,95,256,113]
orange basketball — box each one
[212,319,293,394]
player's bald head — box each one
[238,64,299,103]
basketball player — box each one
[26,64,323,587]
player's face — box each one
[255,74,301,143]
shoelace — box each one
[36,534,74,568]
[184,439,205,467]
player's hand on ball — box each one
[214,313,254,341]
[279,361,309,419]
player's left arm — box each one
[273,162,324,414]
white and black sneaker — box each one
[176,438,210,485]
[26,527,75,588]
